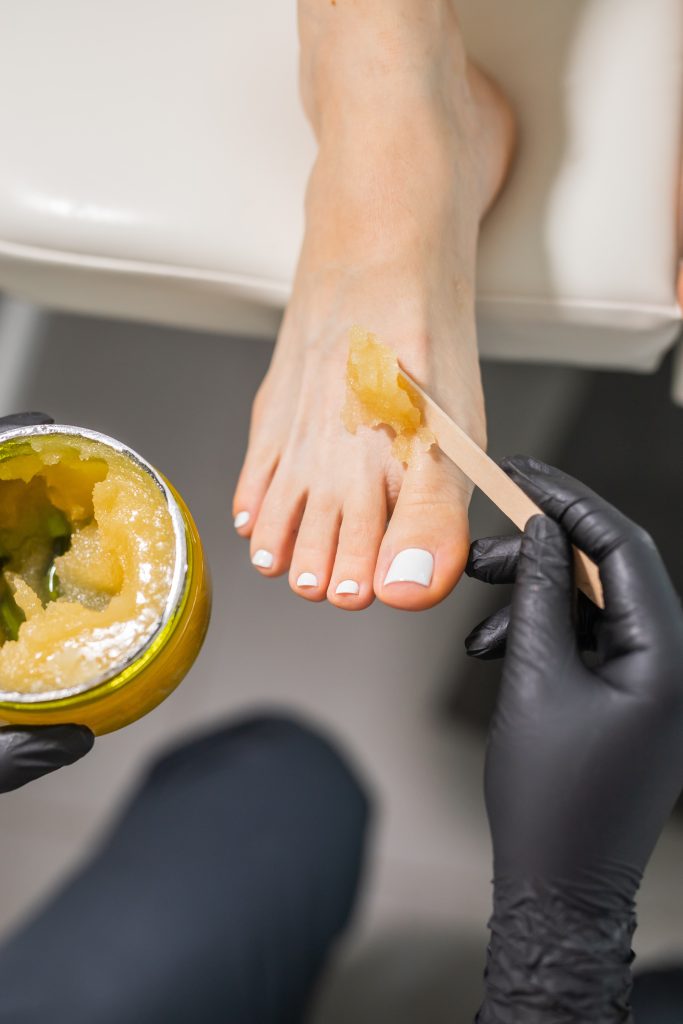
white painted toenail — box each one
[234,511,250,529]
[296,572,318,588]
[335,579,360,596]
[383,548,434,587]
[252,549,274,569]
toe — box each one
[249,468,306,577]
[375,457,471,611]
[232,445,279,539]
[327,482,386,611]
[232,380,288,538]
[289,495,342,602]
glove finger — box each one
[466,592,601,660]
[466,535,521,585]
[506,514,578,689]
[465,604,510,659]
[502,455,636,560]
[0,725,94,793]
[502,455,680,647]
[0,412,53,433]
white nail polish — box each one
[252,549,274,569]
[383,548,434,587]
[234,511,250,529]
[335,579,360,596]
[296,572,318,588]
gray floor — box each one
[0,305,681,1023]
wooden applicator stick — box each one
[399,368,605,609]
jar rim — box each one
[0,424,188,704]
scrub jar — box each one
[0,424,210,735]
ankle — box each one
[298,0,467,134]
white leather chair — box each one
[0,0,681,391]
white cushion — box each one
[0,0,680,372]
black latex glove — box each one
[0,726,94,794]
[0,412,94,792]
[465,536,600,660]
[467,456,683,1024]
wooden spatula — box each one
[398,367,604,608]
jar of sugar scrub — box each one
[0,425,210,735]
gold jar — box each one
[0,424,210,735]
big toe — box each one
[375,457,471,611]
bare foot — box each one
[678,161,683,307]
[233,1,515,611]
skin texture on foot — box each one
[232,0,515,611]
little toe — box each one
[248,472,305,577]
[375,458,471,611]
[289,496,342,601]
[232,443,280,539]
[328,485,387,611]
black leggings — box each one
[0,713,679,1023]
[0,714,370,1024]
[633,967,683,1023]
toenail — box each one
[296,572,318,588]
[252,549,274,569]
[234,511,250,529]
[383,548,434,587]
[335,579,360,596]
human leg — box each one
[233,0,515,612]
[632,967,683,1023]
[0,715,370,1024]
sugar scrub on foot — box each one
[0,435,176,693]
[342,326,435,464]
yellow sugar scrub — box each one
[342,326,435,464]
[0,426,210,735]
